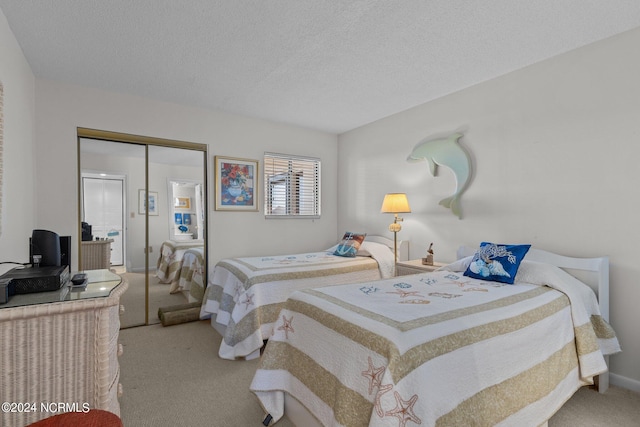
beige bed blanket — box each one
[155,239,204,284]
[200,251,387,360]
[251,263,620,426]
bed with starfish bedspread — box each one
[155,239,204,285]
[251,246,620,427]
[200,236,403,360]
[167,246,206,303]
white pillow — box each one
[437,256,473,272]
[356,241,391,257]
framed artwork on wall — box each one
[214,156,258,211]
[174,197,191,209]
[138,190,159,216]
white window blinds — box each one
[264,152,321,218]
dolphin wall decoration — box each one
[407,132,472,219]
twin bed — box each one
[249,245,620,427]
[200,235,407,360]
[155,239,206,301]
[182,236,618,426]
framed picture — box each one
[214,156,258,211]
[174,197,191,209]
[139,190,159,216]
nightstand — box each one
[395,259,447,276]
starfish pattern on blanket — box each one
[277,315,294,339]
[374,383,393,418]
[241,292,254,309]
[361,356,385,395]
[448,279,472,287]
[386,289,424,298]
[385,391,422,427]
[233,283,244,301]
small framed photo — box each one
[139,190,159,216]
[214,156,258,211]
[174,197,191,209]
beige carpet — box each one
[119,272,189,327]
[118,320,640,427]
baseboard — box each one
[129,267,157,274]
[610,373,640,393]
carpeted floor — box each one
[118,320,640,427]
[119,272,189,327]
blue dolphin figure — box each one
[407,133,472,219]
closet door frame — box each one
[77,127,208,326]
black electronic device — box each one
[30,229,61,266]
[81,222,93,242]
[0,265,70,296]
[29,230,71,270]
[71,273,88,286]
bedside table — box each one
[395,259,447,276]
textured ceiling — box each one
[2,1,639,134]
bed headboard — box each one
[456,245,610,322]
[367,235,409,261]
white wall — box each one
[33,79,338,269]
[338,27,640,389]
[0,9,36,273]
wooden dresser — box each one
[0,270,127,427]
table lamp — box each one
[380,193,411,262]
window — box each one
[264,152,320,218]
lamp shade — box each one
[380,193,411,214]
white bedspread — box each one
[201,248,393,360]
[155,240,204,284]
[251,262,620,426]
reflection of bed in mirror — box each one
[251,246,620,427]
[170,246,206,303]
[200,235,407,360]
[155,240,204,294]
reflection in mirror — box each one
[80,138,146,327]
[79,137,207,328]
[169,180,205,241]
[148,146,207,325]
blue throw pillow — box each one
[463,242,531,284]
[333,232,367,257]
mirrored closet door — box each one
[78,129,207,328]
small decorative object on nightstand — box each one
[422,242,434,265]
[395,259,447,276]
